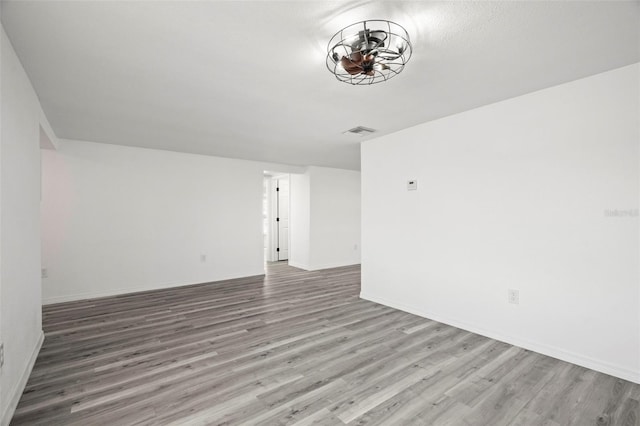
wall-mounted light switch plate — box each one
[407,180,418,191]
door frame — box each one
[264,173,290,262]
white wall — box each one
[1,19,3,423]
[41,140,268,304]
[309,166,361,269]
[361,64,640,383]
[289,167,361,270]
[0,27,45,424]
[289,171,311,269]
[41,143,360,301]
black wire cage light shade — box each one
[326,20,412,85]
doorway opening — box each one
[263,173,290,263]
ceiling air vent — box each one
[343,126,376,136]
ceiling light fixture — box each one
[326,20,412,85]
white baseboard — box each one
[1,331,44,426]
[43,271,266,305]
[360,291,640,385]
[287,261,310,271]
[308,261,361,271]
[270,261,361,272]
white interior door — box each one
[276,178,289,261]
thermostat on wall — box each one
[407,179,418,191]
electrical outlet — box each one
[0,343,4,368]
[508,289,519,305]
[41,268,48,279]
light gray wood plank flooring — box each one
[11,262,640,425]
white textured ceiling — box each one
[2,1,639,170]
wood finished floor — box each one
[12,262,640,425]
